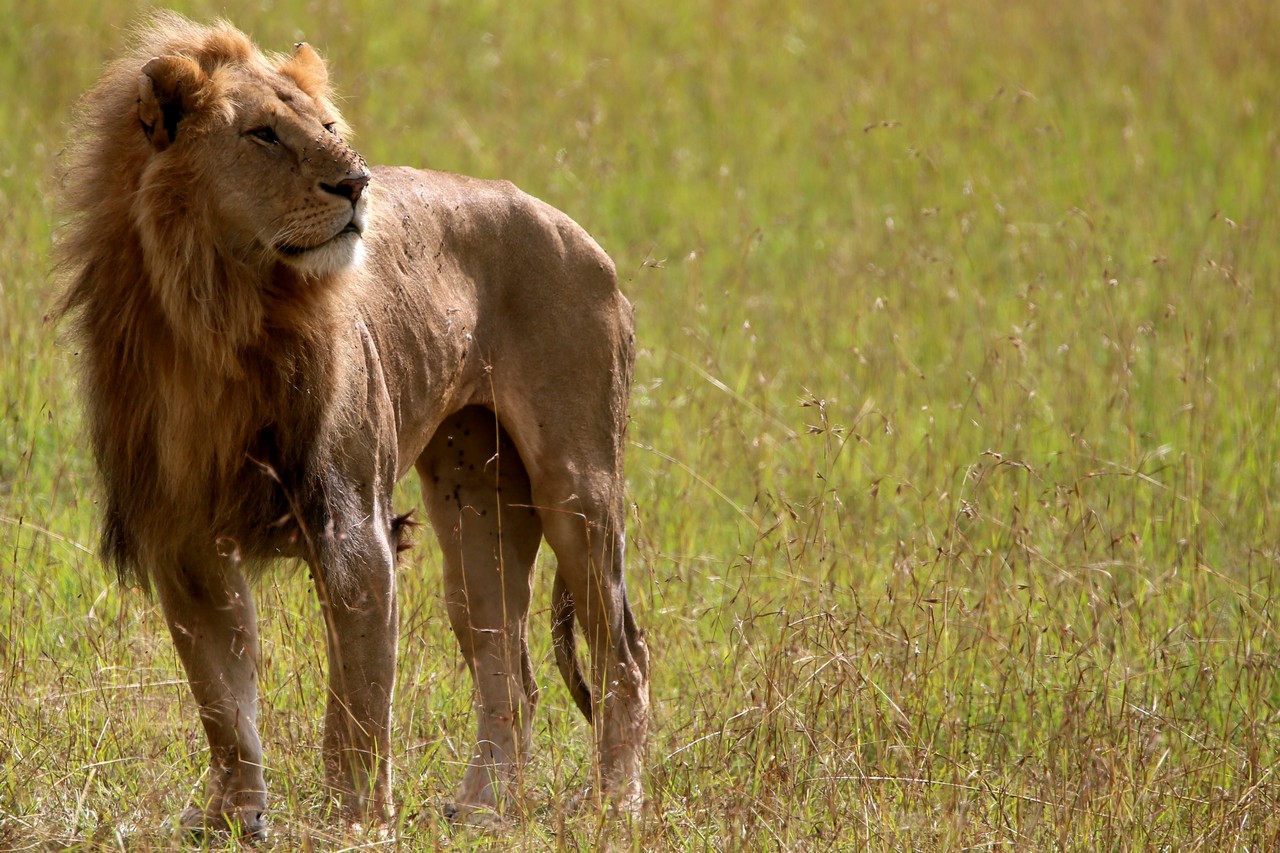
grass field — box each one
[3,0,1280,848]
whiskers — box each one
[260,214,321,255]
[250,199,366,277]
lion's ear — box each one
[280,42,329,98]
[137,55,207,151]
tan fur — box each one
[57,12,649,832]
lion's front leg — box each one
[155,560,267,837]
[317,530,399,823]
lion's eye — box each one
[322,122,337,134]
[248,126,280,145]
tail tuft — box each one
[552,571,593,723]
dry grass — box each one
[3,0,1280,848]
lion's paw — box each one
[178,805,268,843]
[441,800,512,829]
[565,784,644,819]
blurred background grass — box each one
[3,0,1280,848]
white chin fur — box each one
[282,231,365,277]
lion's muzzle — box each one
[322,172,370,205]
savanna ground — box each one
[3,0,1280,849]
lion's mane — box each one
[56,14,359,588]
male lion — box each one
[56,12,649,834]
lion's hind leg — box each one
[533,474,650,816]
[417,406,543,821]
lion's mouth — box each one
[276,220,363,257]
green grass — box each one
[4,0,1280,848]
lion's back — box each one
[361,165,624,322]
[353,166,632,458]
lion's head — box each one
[58,12,370,364]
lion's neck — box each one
[145,246,269,376]
[77,233,343,519]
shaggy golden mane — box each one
[55,13,357,588]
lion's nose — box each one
[321,171,370,204]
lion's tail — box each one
[551,571,594,723]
